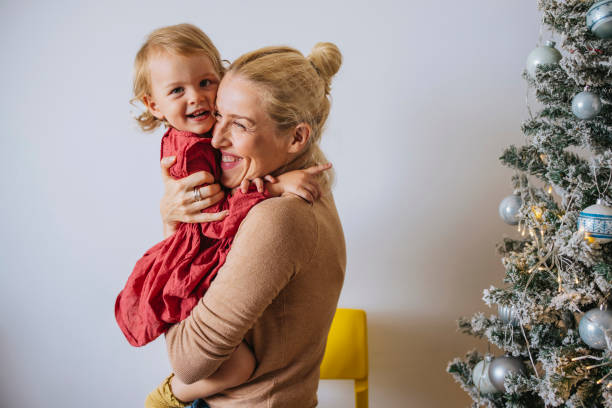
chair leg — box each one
[354,379,368,408]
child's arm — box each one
[146,341,255,407]
[240,163,332,203]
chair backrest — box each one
[320,308,368,408]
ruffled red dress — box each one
[115,128,268,347]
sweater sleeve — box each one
[165,196,317,383]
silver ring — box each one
[193,187,202,202]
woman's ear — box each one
[142,94,164,120]
[287,123,312,154]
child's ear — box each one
[287,123,311,154]
[142,94,164,120]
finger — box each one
[254,178,264,193]
[197,183,222,200]
[240,179,250,194]
[264,175,278,184]
[182,171,215,189]
[160,156,176,181]
[304,162,332,175]
[304,184,319,202]
[294,187,315,204]
[190,190,225,212]
[186,210,229,224]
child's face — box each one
[144,51,220,134]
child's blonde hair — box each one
[227,42,342,190]
[132,23,225,132]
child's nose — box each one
[189,89,204,105]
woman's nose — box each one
[212,121,228,149]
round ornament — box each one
[572,89,602,120]
[579,307,612,349]
[498,304,519,326]
[525,40,562,77]
[577,199,612,243]
[472,357,498,394]
[499,195,522,225]
[587,0,612,39]
[488,355,527,392]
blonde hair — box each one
[131,23,224,132]
[228,42,342,190]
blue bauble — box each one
[525,40,562,77]
[587,0,612,39]
[572,90,602,120]
[499,195,522,225]
[577,199,612,244]
[488,356,526,392]
[579,307,612,350]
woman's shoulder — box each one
[246,195,317,233]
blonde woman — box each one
[160,43,346,407]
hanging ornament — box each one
[579,307,612,349]
[587,0,612,39]
[472,356,498,394]
[572,87,602,120]
[577,199,612,244]
[525,40,562,77]
[499,195,522,225]
[488,355,527,392]
[498,304,519,326]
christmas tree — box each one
[448,1,612,406]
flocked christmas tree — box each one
[448,1,612,406]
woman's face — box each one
[212,74,292,188]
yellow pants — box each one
[144,374,191,408]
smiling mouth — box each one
[186,109,210,119]
[220,154,242,170]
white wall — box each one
[0,1,541,407]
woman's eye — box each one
[200,79,211,87]
[233,121,246,130]
[170,87,184,95]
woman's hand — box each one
[160,156,227,238]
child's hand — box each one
[268,163,332,203]
[239,176,273,194]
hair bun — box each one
[308,42,342,92]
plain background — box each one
[0,1,543,407]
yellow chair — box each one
[320,308,369,408]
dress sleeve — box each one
[165,196,317,383]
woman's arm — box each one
[159,156,227,237]
[165,196,317,384]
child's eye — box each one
[200,79,211,87]
[170,87,184,95]
[213,111,221,119]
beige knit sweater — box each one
[165,192,346,407]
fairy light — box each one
[586,362,612,370]
[547,185,553,194]
[532,206,543,220]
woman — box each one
[159,43,346,407]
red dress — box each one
[115,128,268,347]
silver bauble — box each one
[572,90,602,120]
[577,199,612,244]
[472,357,498,394]
[587,0,612,39]
[488,356,527,392]
[525,40,562,77]
[498,304,519,327]
[498,195,522,225]
[579,307,612,350]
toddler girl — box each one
[115,23,328,408]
